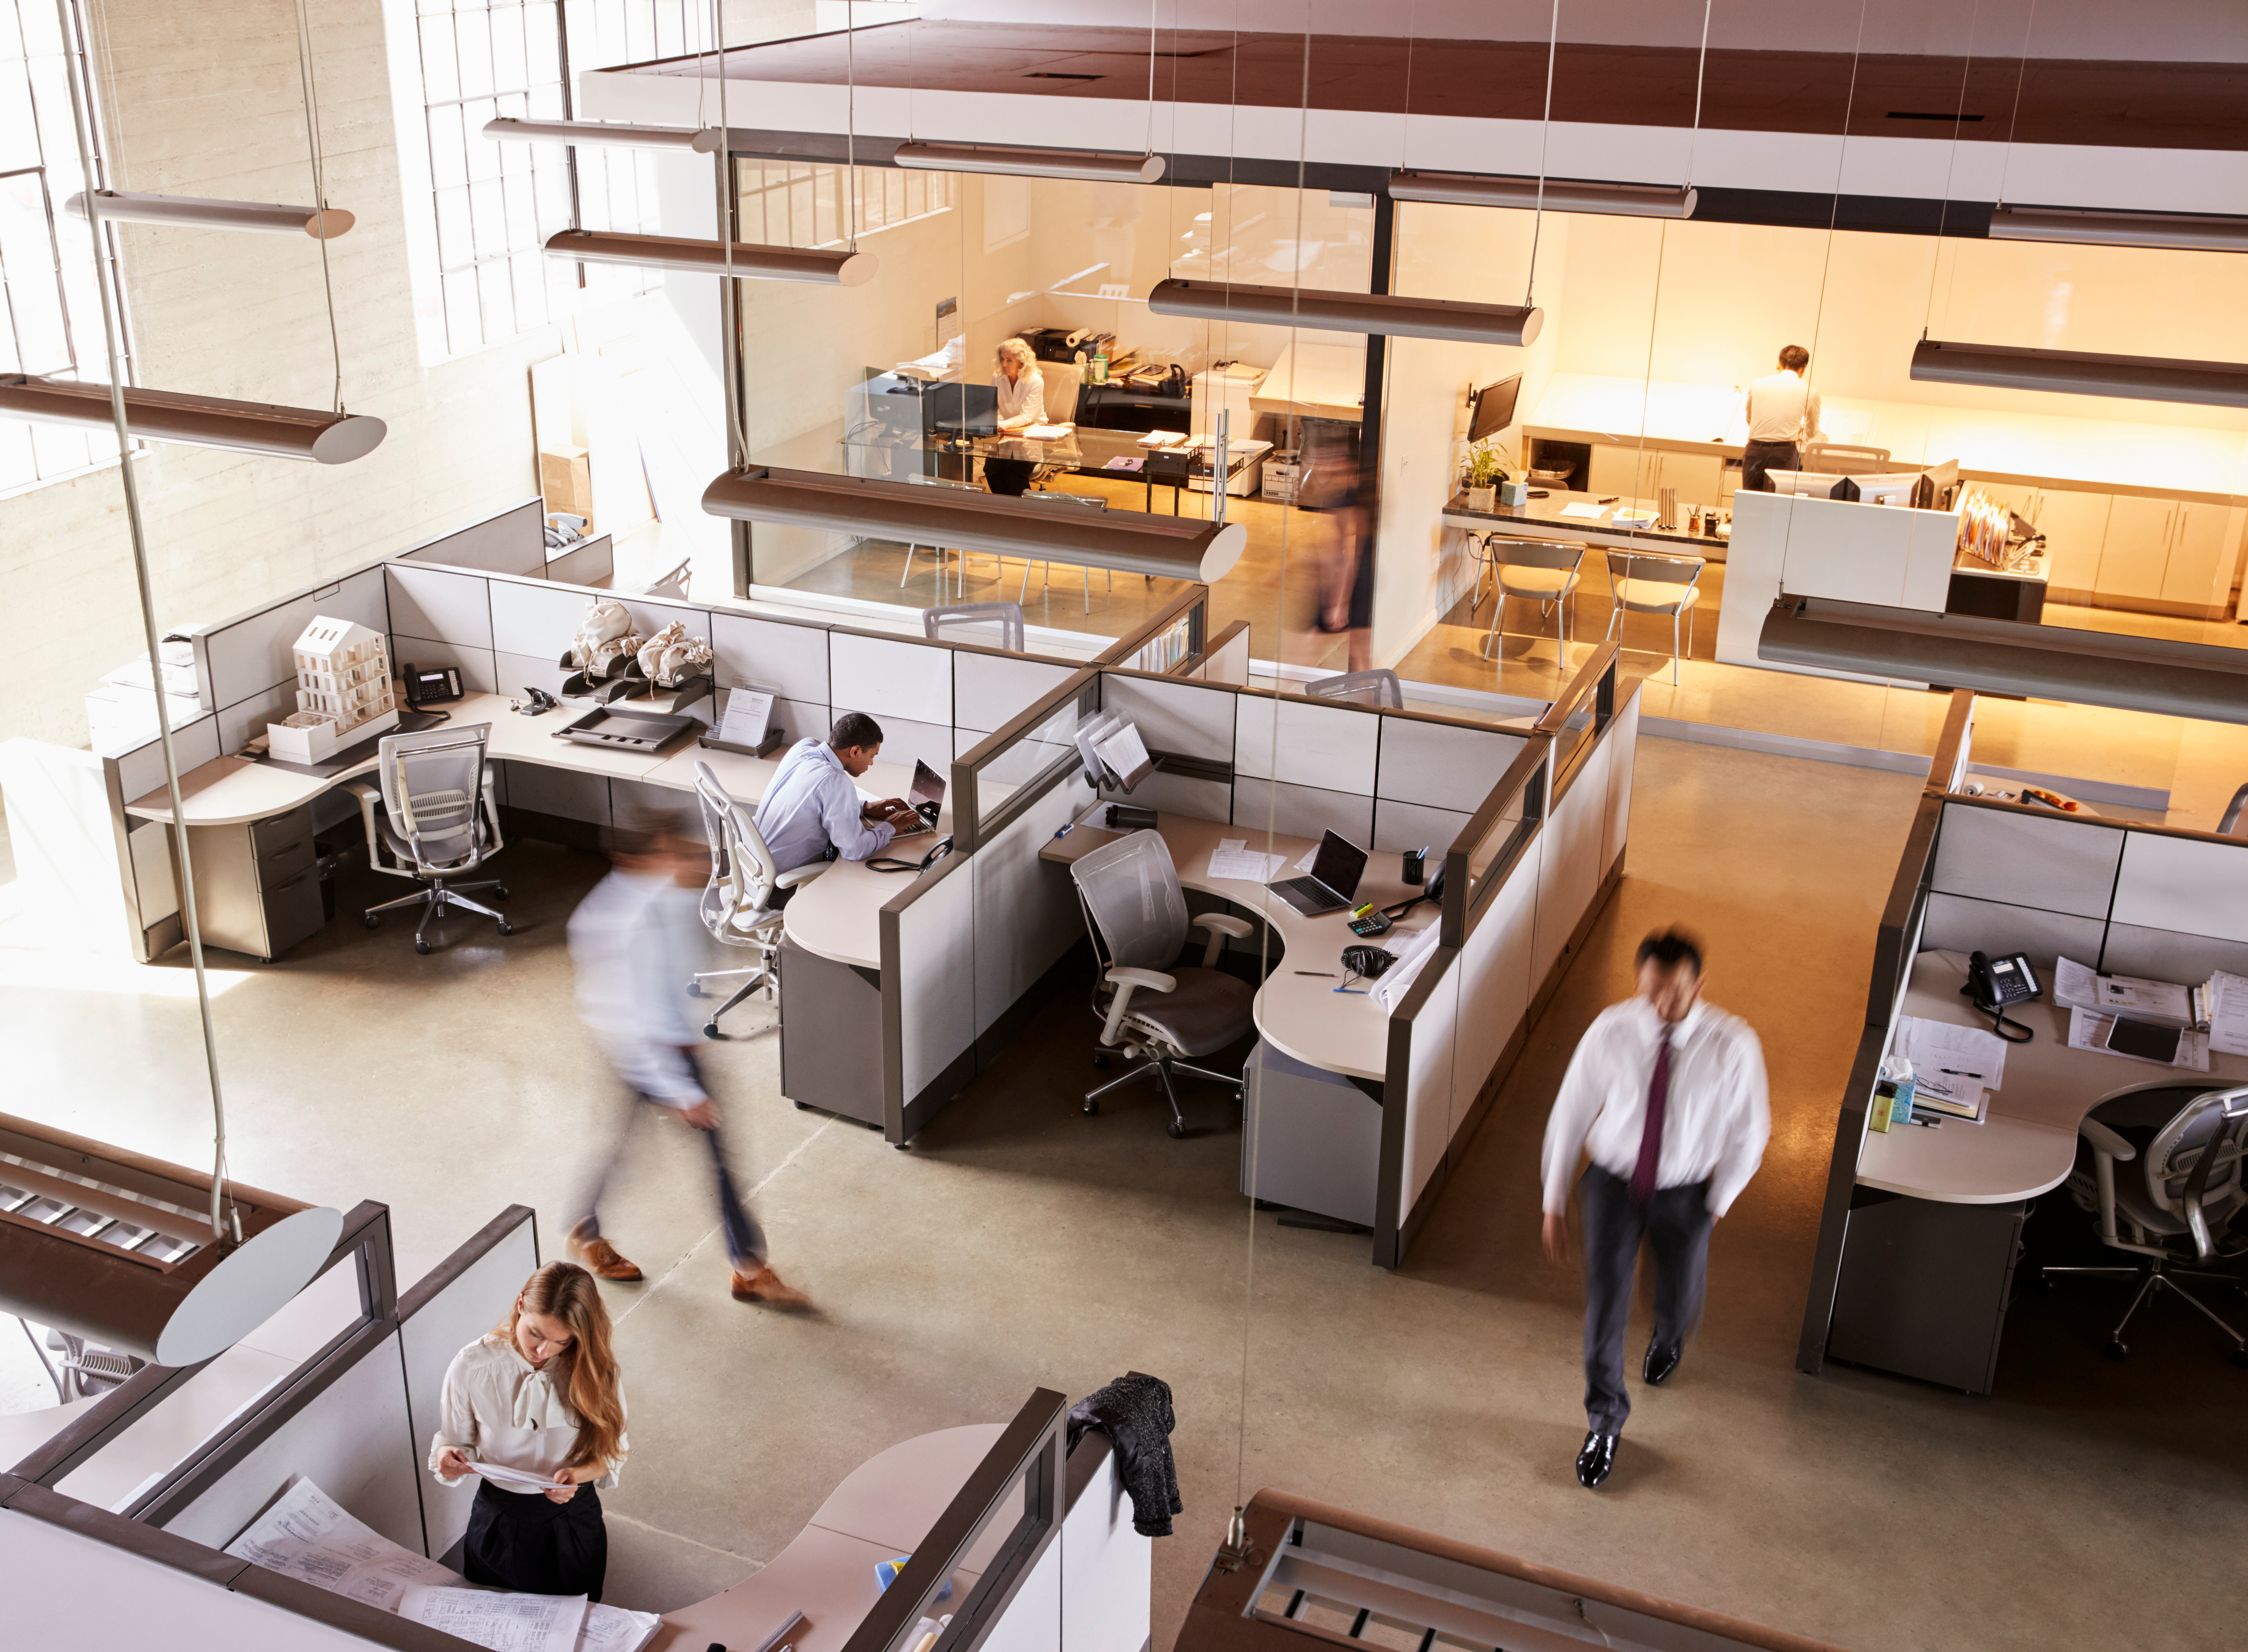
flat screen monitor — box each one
[924,382,997,437]
[1467,374,1522,445]
[1856,475,1921,506]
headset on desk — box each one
[870,836,954,875]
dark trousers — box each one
[985,457,1035,496]
[1579,1163,1712,1435]
[577,1052,765,1271]
[1741,439,1798,492]
[464,1479,606,1599]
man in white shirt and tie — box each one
[1740,344,1822,492]
[1541,928,1770,1489]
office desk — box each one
[1441,489,1728,560]
[1041,812,1436,1083]
[1945,548,2048,623]
[1250,341,1365,425]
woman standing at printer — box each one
[430,1261,628,1599]
[986,336,1047,497]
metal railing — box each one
[1533,640,1619,803]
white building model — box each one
[267,616,399,763]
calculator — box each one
[1346,904,1391,937]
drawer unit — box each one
[183,803,326,961]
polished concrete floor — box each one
[3,741,2245,1650]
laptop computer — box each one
[1266,830,1368,917]
[887,760,946,837]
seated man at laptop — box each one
[752,712,918,892]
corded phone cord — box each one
[1972,995,2034,1043]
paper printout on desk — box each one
[398,1586,587,1652]
[577,1602,664,1652]
[2054,956,2199,1025]
[2207,970,2248,1056]
[1894,1017,2010,1089]
[1021,422,1073,441]
[1208,838,1286,881]
[2068,1008,2210,1072]
[1558,502,1612,520]
[718,688,774,748]
[225,1477,462,1610]
[1909,1069,1988,1123]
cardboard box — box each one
[539,445,592,520]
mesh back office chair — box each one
[349,723,508,954]
[1479,539,1585,666]
[1304,669,1405,708]
[687,759,829,1038]
[2043,1083,2248,1364]
[1602,550,1705,686]
[924,601,1027,652]
[1069,830,1255,1138]
[14,1320,143,1403]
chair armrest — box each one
[341,781,390,868]
[1100,967,1175,1047]
[1192,912,1254,966]
[2079,1118,2137,1162]
[775,863,829,889]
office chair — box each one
[1480,539,1585,666]
[2042,1082,2248,1365]
[1802,442,1892,475]
[924,601,1026,652]
[1028,360,1083,492]
[1017,493,1111,613]
[687,759,829,1038]
[1069,830,1255,1138]
[901,472,986,597]
[348,723,508,954]
[16,1321,143,1403]
[1304,668,1405,708]
[1602,550,1705,686]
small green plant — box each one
[1467,444,1507,488]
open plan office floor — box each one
[1,740,2242,1652]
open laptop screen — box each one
[1309,830,1367,900]
[909,760,946,810]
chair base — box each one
[2042,1255,2248,1364]
[1083,1049,1242,1138]
[692,963,776,1039]
[364,877,508,954]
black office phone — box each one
[402,663,464,706]
[1964,949,2039,1042]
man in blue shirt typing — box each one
[753,712,916,891]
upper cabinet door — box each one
[2159,504,2248,613]
[2097,495,2175,602]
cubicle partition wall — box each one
[1181,619,1252,685]
[1097,584,1207,676]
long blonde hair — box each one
[996,336,1036,374]
[493,1261,626,1472]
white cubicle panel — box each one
[894,863,978,1109]
[1396,953,1463,1224]
[1235,695,1380,795]
[1450,830,1542,1146]
[979,1522,1064,1652]
[1919,891,2105,965]
[157,1327,422,1556]
[1100,673,1236,763]
[1372,797,1473,857]
[1376,716,1525,815]
[111,712,223,804]
[972,779,1086,1042]
[489,573,602,662]
[1600,693,1640,873]
[834,632,955,729]
[1203,624,1252,687]
[956,653,1078,736]
[396,498,545,575]
[200,565,390,716]
[385,563,495,653]
[1059,1447,1151,1652]
[710,611,833,707]
[716,684,829,748]
[2110,831,2248,944]
[1929,803,2124,920]
[1233,774,1376,847]
[1530,735,1616,991]
[847,711,953,777]
[2099,921,2248,984]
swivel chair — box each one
[2042,1082,2248,1365]
[1069,830,1255,1138]
[924,601,1026,652]
[687,759,828,1038]
[1304,668,1405,708]
[349,723,508,954]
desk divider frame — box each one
[1096,583,1208,675]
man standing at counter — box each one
[1741,345,1822,491]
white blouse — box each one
[427,1335,629,1496]
[993,366,1046,427]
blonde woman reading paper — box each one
[987,336,1046,496]
[429,1262,628,1599]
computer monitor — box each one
[1467,374,1522,445]
[923,382,997,437]
[1856,474,1922,506]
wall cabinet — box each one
[1987,485,2242,617]
[2162,503,2247,611]
[1586,444,1726,508]
[2098,495,2174,602]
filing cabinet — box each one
[183,803,325,961]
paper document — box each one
[1103,456,1145,471]
[577,1602,664,1652]
[1894,1017,2011,1090]
[467,1460,561,1493]
[1208,838,1286,881]
[398,1586,587,1652]
[1293,847,1319,873]
[2067,1008,2210,1071]
[1909,1069,1987,1123]
[718,687,774,747]
[1094,721,1151,782]
[2209,970,2248,1057]
[2054,956,2200,1025]
[1370,920,1444,1011]
[225,1478,461,1611]
[1020,422,1073,441]
[1558,501,1612,520]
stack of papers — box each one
[1208,838,1286,881]
[2210,970,2248,1057]
[225,1479,461,1611]
[1893,1016,2010,1091]
[2054,956,2209,1028]
[1019,422,1073,441]
[399,1586,589,1652]
[578,1604,665,1652]
[1909,1068,1988,1124]
[1558,501,1611,521]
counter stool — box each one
[1480,539,1585,666]
[1602,550,1705,685]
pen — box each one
[1334,985,1368,994]
[1598,495,1620,504]
[1938,1067,1983,1078]
[1294,970,1335,976]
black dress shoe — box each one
[1575,1430,1619,1489]
[1643,1338,1681,1386]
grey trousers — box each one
[1579,1163,1712,1435]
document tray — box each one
[552,705,698,752]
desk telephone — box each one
[1964,949,2040,1042]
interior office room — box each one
[3,3,2248,1652]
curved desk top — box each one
[651,1423,1004,1652]
[1858,949,2248,1204]
[1043,811,1437,1083]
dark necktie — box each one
[1630,1027,1673,1205]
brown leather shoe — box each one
[731,1264,810,1307]
[566,1222,643,1282]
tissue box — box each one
[1498,479,1530,506]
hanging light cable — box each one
[293,0,342,413]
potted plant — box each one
[1465,444,1506,512]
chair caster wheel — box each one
[495,886,509,898]
[496,921,513,936]
[1166,1120,1186,1139]
[414,938,433,956]
[1082,1100,1099,1116]
[2232,1345,2248,1369]
[703,1022,722,1039]
[364,914,380,930]
[2106,1338,2128,1361]
[1092,1052,1111,1070]
[687,981,704,997]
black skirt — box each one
[463,1478,607,1600]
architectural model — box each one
[268,615,399,763]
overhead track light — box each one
[893,140,1165,184]
[68,189,352,238]
[544,229,877,286]
[485,116,705,151]
[1146,279,1542,347]
[702,468,1247,583]
[0,375,387,463]
[1759,595,2248,724]
[1987,204,2248,254]
[1910,338,2248,409]
[1389,170,1696,220]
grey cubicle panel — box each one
[393,497,545,576]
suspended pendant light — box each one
[1987,205,2248,254]
[1909,339,2248,409]
[544,229,877,286]
[69,189,353,238]
[893,140,1165,184]
[0,375,387,463]
[1147,279,1542,347]
[703,468,1247,582]
[1389,171,1696,219]
[484,116,706,152]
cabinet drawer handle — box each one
[269,870,313,893]
[261,839,306,860]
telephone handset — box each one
[1963,949,2039,1042]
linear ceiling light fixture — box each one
[1909,338,2248,409]
[894,140,1165,184]
[1987,204,2248,254]
[1146,278,1542,347]
[484,116,705,151]
[68,188,352,238]
[1759,595,2248,723]
[0,375,387,462]
[544,229,877,285]
[1388,170,1697,220]
[702,468,1247,582]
